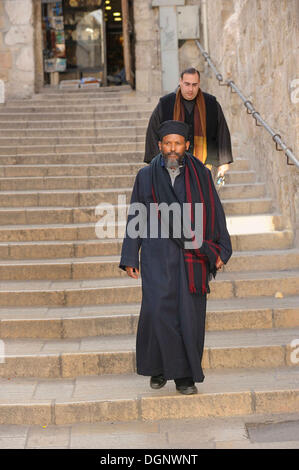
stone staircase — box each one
[0,85,298,428]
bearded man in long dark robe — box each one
[144,67,233,181]
[119,120,232,395]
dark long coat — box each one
[119,158,232,382]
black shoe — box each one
[175,377,198,395]
[150,374,167,389]
[176,384,198,395]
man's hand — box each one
[217,164,230,177]
[125,266,140,279]
[216,256,224,270]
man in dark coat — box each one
[119,120,232,395]
[144,67,233,181]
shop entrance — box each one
[41,0,134,87]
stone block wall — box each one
[0,0,35,99]
[133,0,203,97]
[133,0,162,97]
[199,0,299,242]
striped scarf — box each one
[173,87,207,164]
[151,153,220,295]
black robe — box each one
[144,92,233,166]
[119,157,232,383]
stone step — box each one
[0,103,155,115]
[0,142,145,155]
[37,84,132,94]
[0,99,154,115]
[0,150,145,165]
[0,110,153,122]
[0,217,287,256]
[0,126,147,138]
[4,98,153,108]
[2,411,299,448]
[0,152,250,171]
[0,135,146,147]
[0,248,298,281]
[8,90,150,101]
[0,162,146,178]
[0,269,298,307]
[0,198,274,228]
[0,183,265,208]
[0,367,298,425]
[0,327,298,379]
[0,171,256,190]
[0,295,298,339]
[0,224,293,249]
[0,118,150,130]
[0,159,249,177]
[0,175,137,191]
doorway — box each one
[40,0,134,87]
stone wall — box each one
[133,0,203,97]
[0,0,35,99]
[178,0,202,74]
[133,0,162,97]
[199,0,299,243]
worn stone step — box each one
[0,269,298,307]
[4,99,153,110]
[0,224,293,251]
[0,118,150,130]
[0,142,145,155]
[0,127,147,139]
[12,87,144,97]
[0,199,276,229]
[0,248,298,281]
[0,152,250,171]
[0,327,298,379]
[0,150,145,165]
[0,135,146,147]
[36,85,132,95]
[0,162,146,178]
[0,296,298,339]
[226,213,286,234]
[0,183,264,209]
[0,103,155,114]
[37,84,132,93]
[38,84,132,93]
[0,188,134,209]
[0,367,298,425]
[0,159,247,178]
[0,227,290,260]
[0,171,255,190]
[0,175,136,191]
[0,198,274,228]
[6,95,152,106]
[2,411,299,448]
[0,110,153,122]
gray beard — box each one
[163,154,184,169]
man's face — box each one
[179,73,200,100]
[159,134,190,169]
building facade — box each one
[0,0,298,240]
[0,0,204,99]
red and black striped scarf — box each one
[151,153,221,295]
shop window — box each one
[42,0,105,83]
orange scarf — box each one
[173,87,207,164]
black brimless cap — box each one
[158,120,189,141]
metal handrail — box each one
[195,40,299,169]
